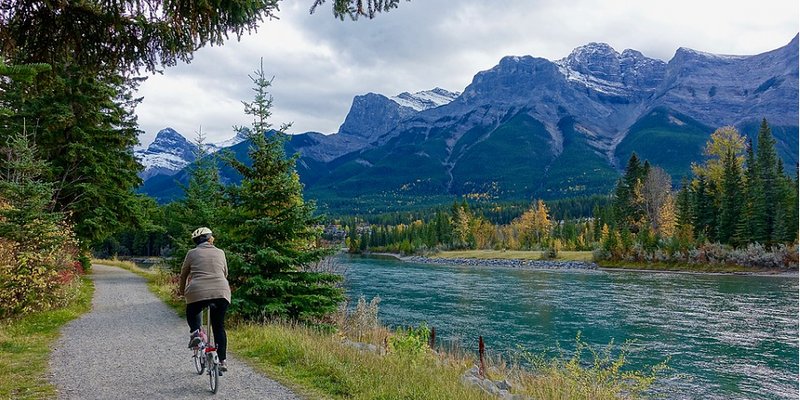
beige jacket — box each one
[179,242,231,304]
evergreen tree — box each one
[773,166,798,243]
[735,139,760,244]
[613,153,646,232]
[0,64,144,245]
[676,177,693,234]
[717,149,743,245]
[167,130,226,269]
[0,131,63,252]
[222,62,343,321]
[754,119,779,244]
[692,175,716,242]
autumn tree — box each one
[516,199,552,249]
[613,153,647,233]
[691,126,746,190]
[642,166,672,234]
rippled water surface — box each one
[342,256,799,399]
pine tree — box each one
[167,130,226,270]
[0,64,144,245]
[222,62,343,321]
[613,153,646,232]
[0,131,63,252]
[676,177,693,231]
[692,175,716,242]
[717,149,743,245]
[736,139,760,244]
[754,119,779,244]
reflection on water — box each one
[342,256,799,400]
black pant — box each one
[186,298,229,361]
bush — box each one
[388,322,431,360]
[0,228,82,318]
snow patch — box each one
[391,88,460,111]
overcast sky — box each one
[134,0,799,148]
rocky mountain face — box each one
[135,128,198,180]
[136,128,249,180]
[141,36,798,210]
[287,88,460,163]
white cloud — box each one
[135,0,799,148]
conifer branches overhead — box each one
[310,0,406,20]
[0,0,281,73]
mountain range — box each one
[139,35,799,213]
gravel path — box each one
[50,264,301,399]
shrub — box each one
[388,322,431,361]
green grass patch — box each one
[434,250,594,262]
[0,277,94,400]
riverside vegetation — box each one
[104,258,667,400]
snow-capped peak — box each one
[212,128,250,149]
[390,88,461,111]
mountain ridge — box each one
[140,35,799,211]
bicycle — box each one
[190,306,222,393]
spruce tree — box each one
[692,175,716,242]
[613,153,646,232]
[717,149,743,245]
[676,177,693,232]
[736,139,760,244]
[223,62,343,321]
[754,119,779,244]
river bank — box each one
[364,252,798,276]
[366,252,597,271]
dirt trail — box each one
[49,264,301,399]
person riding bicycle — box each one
[178,227,231,371]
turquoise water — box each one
[341,256,799,399]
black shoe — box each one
[188,330,202,348]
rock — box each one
[495,379,513,391]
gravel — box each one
[403,256,598,270]
[49,264,301,399]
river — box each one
[341,255,798,399]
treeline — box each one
[339,199,596,256]
[338,120,797,268]
[332,195,609,227]
[595,120,797,267]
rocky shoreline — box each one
[400,255,598,271]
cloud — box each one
[135,0,799,148]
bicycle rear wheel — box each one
[193,349,205,374]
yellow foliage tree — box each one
[657,194,677,239]
[691,126,746,190]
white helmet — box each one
[191,227,212,239]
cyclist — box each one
[178,227,231,371]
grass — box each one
[232,323,493,400]
[0,277,94,400]
[434,249,594,262]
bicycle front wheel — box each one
[193,349,205,375]
[208,361,219,393]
